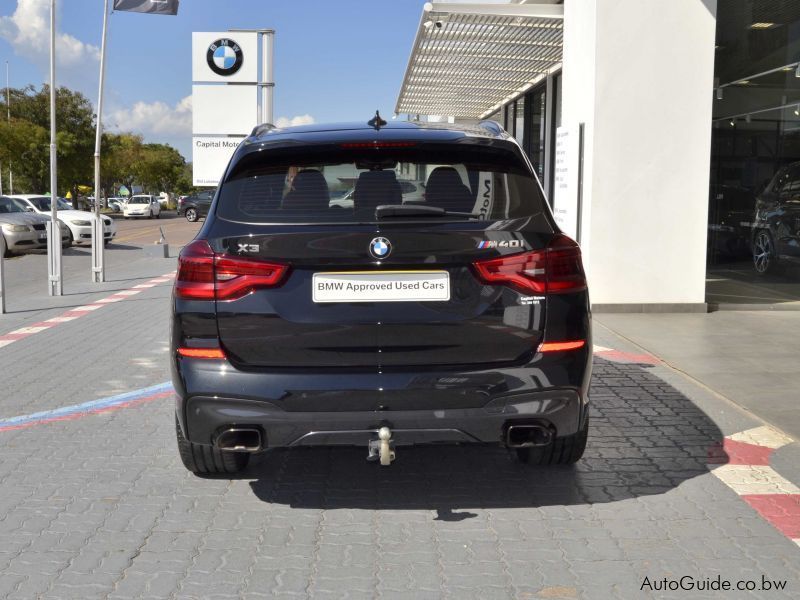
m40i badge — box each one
[477,240,522,249]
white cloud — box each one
[107,94,192,137]
[0,0,100,73]
[275,114,315,128]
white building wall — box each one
[562,0,717,308]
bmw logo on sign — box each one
[207,39,244,76]
[369,237,392,260]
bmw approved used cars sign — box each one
[312,271,451,303]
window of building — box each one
[707,0,800,306]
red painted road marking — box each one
[742,495,800,539]
[708,425,800,547]
[0,271,175,349]
[0,382,173,432]
[707,438,773,466]
[593,345,660,364]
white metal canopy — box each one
[395,2,564,119]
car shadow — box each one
[234,357,727,513]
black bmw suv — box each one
[178,190,215,222]
[171,118,592,474]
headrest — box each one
[283,169,330,211]
[425,167,474,213]
[353,170,402,213]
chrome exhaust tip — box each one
[505,424,553,448]
[215,428,262,452]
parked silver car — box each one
[0,196,69,257]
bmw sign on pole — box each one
[207,39,244,76]
[192,30,272,187]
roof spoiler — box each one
[250,123,277,137]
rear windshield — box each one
[129,197,150,204]
[216,143,549,224]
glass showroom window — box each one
[707,1,800,306]
[525,88,547,183]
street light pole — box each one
[47,0,62,296]
[91,0,110,283]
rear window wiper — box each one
[375,204,480,220]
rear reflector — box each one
[177,347,226,359]
[472,234,587,295]
[175,239,289,301]
[538,340,586,352]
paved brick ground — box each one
[0,247,799,599]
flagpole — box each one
[48,0,62,296]
[92,0,110,283]
[6,60,12,195]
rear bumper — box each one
[173,349,592,448]
[182,388,584,448]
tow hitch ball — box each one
[367,426,396,466]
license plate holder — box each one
[313,271,450,303]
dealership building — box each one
[395,0,800,311]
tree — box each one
[1,84,189,203]
[0,118,49,193]
[0,85,94,200]
[102,132,145,196]
[135,143,186,194]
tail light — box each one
[539,340,586,352]
[175,239,289,301]
[472,234,586,295]
[177,347,226,359]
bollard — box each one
[144,226,169,258]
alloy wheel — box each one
[753,231,773,274]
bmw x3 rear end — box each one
[170,118,591,475]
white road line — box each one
[0,272,175,350]
[71,305,103,312]
[9,326,50,335]
[711,465,800,495]
[728,425,794,450]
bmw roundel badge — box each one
[369,237,392,259]
[207,39,244,76]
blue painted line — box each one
[0,382,173,429]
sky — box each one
[0,0,425,158]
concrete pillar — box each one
[562,0,717,310]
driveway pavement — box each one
[0,232,798,599]
[596,311,800,440]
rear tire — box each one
[185,208,198,222]
[175,416,250,475]
[515,415,589,465]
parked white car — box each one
[9,194,117,246]
[124,195,161,219]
